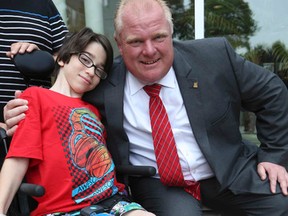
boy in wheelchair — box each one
[0,27,155,216]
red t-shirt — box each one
[7,87,124,215]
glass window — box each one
[168,0,288,135]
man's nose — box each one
[143,41,156,56]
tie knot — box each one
[144,84,161,97]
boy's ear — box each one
[57,60,65,67]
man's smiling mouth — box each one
[141,58,160,65]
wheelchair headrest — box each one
[13,50,55,79]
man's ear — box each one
[114,36,123,55]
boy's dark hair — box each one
[54,27,113,77]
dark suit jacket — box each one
[84,37,288,195]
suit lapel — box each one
[105,59,125,131]
[104,57,130,164]
[173,48,212,159]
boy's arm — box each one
[0,158,29,214]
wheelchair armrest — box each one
[17,166,154,198]
[18,166,154,198]
[19,183,45,197]
[116,165,156,177]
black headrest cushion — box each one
[13,50,55,79]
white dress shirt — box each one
[123,67,214,181]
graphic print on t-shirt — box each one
[52,106,118,204]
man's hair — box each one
[114,0,174,40]
[55,27,113,76]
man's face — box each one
[116,3,174,84]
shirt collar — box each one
[127,67,177,96]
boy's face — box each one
[59,42,107,97]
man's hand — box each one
[6,42,39,59]
[3,91,28,137]
[257,162,288,195]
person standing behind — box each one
[0,27,154,216]
[0,0,68,175]
[0,0,68,128]
[0,1,67,214]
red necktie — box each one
[144,84,200,200]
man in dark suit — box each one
[3,0,288,215]
[85,0,288,215]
